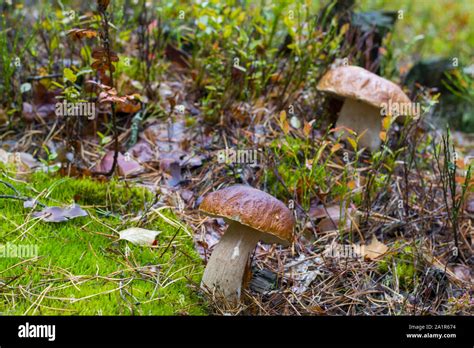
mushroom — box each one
[317,65,412,151]
[199,185,295,302]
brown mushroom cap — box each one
[199,185,295,244]
[317,65,411,112]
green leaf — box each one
[63,68,77,83]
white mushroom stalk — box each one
[337,98,382,151]
[198,185,295,304]
[201,222,260,302]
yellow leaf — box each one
[347,180,357,190]
[237,11,246,23]
[330,143,342,154]
[379,131,387,142]
[340,23,350,35]
[282,120,290,135]
[303,121,311,137]
[279,110,287,123]
[382,116,391,131]
[63,68,77,83]
[223,25,232,38]
[347,137,357,151]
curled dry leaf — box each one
[67,28,98,40]
[116,99,141,114]
[118,228,161,246]
[96,86,141,114]
[33,204,88,222]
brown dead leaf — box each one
[129,140,155,163]
[311,204,358,233]
[362,235,388,260]
[97,0,111,11]
[94,151,142,176]
[303,121,312,137]
[330,143,342,154]
[67,28,98,40]
[165,43,190,68]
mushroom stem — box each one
[201,222,260,302]
[336,98,382,151]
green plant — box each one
[0,13,34,123]
[433,128,472,260]
[378,243,418,292]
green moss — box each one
[377,242,418,292]
[0,171,206,315]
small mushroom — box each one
[199,185,295,302]
[317,65,412,151]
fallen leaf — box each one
[22,102,36,121]
[311,204,358,232]
[129,140,155,163]
[180,189,194,202]
[23,199,40,209]
[180,153,204,168]
[94,151,142,176]
[165,43,190,68]
[33,204,88,222]
[0,149,40,170]
[452,265,472,283]
[160,158,182,187]
[362,235,388,260]
[118,227,160,246]
[0,149,9,164]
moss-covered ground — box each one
[0,168,206,315]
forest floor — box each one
[0,0,472,315]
